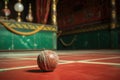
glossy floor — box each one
[0,50,120,80]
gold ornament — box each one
[14,0,24,22]
[26,3,33,22]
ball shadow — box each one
[26,69,53,73]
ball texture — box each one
[37,50,59,72]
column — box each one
[111,0,117,29]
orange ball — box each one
[37,50,59,72]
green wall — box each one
[58,29,119,50]
[0,24,57,50]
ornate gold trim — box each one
[59,35,77,46]
[51,0,57,26]
[61,24,110,35]
[0,21,57,36]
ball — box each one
[37,50,59,72]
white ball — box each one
[14,2,24,12]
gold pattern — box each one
[23,24,29,29]
[0,21,44,35]
[112,0,115,5]
[51,0,57,26]
[112,11,116,19]
[5,1,8,9]
[60,35,77,46]
[61,24,109,35]
[26,3,33,22]
[0,21,56,31]
[10,24,17,28]
[111,23,116,29]
[17,12,22,22]
[111,0,116,29]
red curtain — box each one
[36,0,51,24]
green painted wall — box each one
[0,24,57,50]
[110,28,120,49]
[58,29,120,50]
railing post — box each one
[51,0,58,27]
[111,0,116,29]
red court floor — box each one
[0,50,120,80]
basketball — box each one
[37,50,59,72]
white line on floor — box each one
[17,58,36,60]
[81,56,120,62]
[0,65,37,72]
[0,56,120,72]
[78,61,120,66]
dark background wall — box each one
[57,0,111,31]
[57,0,120,50]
